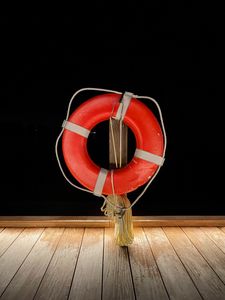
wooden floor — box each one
[1,227,225,299]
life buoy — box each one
[62,92,164,195]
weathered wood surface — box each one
[0,227,225,299]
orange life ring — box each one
[62,93,164,195]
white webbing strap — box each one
[93,168,108,196]
[62,120,90,138]
[114,91,133,120]
[135,149,165,166]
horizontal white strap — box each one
[93,168,108,196]
[114,91,133,120]
[62,120,90,138]
[135,149,165,166]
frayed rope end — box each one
[101,194,134,246]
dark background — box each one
[0,3,224,216]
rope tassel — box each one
[101,194,134,246]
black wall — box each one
[0,4,224,215]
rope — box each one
[110,116,134,246]
[127,95,167,210]
[119,119,123,168]
[109,118,118,168]
[102,171,133,246]
[55,88,167,214]
[55,88,122,209]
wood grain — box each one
[35,228,84,300]
[128,227,168,300]
[1,227,225,299]
[0,228,4,233]
[201,227,225,253]
[182,227,225,284]
[0,216,110,228]
[164,227,225,300]
[1,216,225,227]
[1,228,63,300]
[0,228,24,257]
[145,227,201,300]
[0,228,44,297]
[220,227,225,234]
[102,228,135,300]
[69,228,103,300]
[133,217,225,227]
[109,118,128,168]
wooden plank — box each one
[128,227,168,300]
[1,228,63,300]
[0,216,110,228]
[0,228,24,257]
[182,227,225,284]
[201,227,225,254]
[220,227,225,234]
[164,227,225,300]
[102,228,135,300]
[144,227,201,300]
[69,228,103,300]
[1,216,225,227]
[132,216,225,227]
[109,118,127,168]
[0,228,44,297]
[35,228,84,300]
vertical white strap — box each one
[135,149,165,166]
[62,120,90,138]
[114,91,133,120]
[93,168,108,196]
[114,103,123,120]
